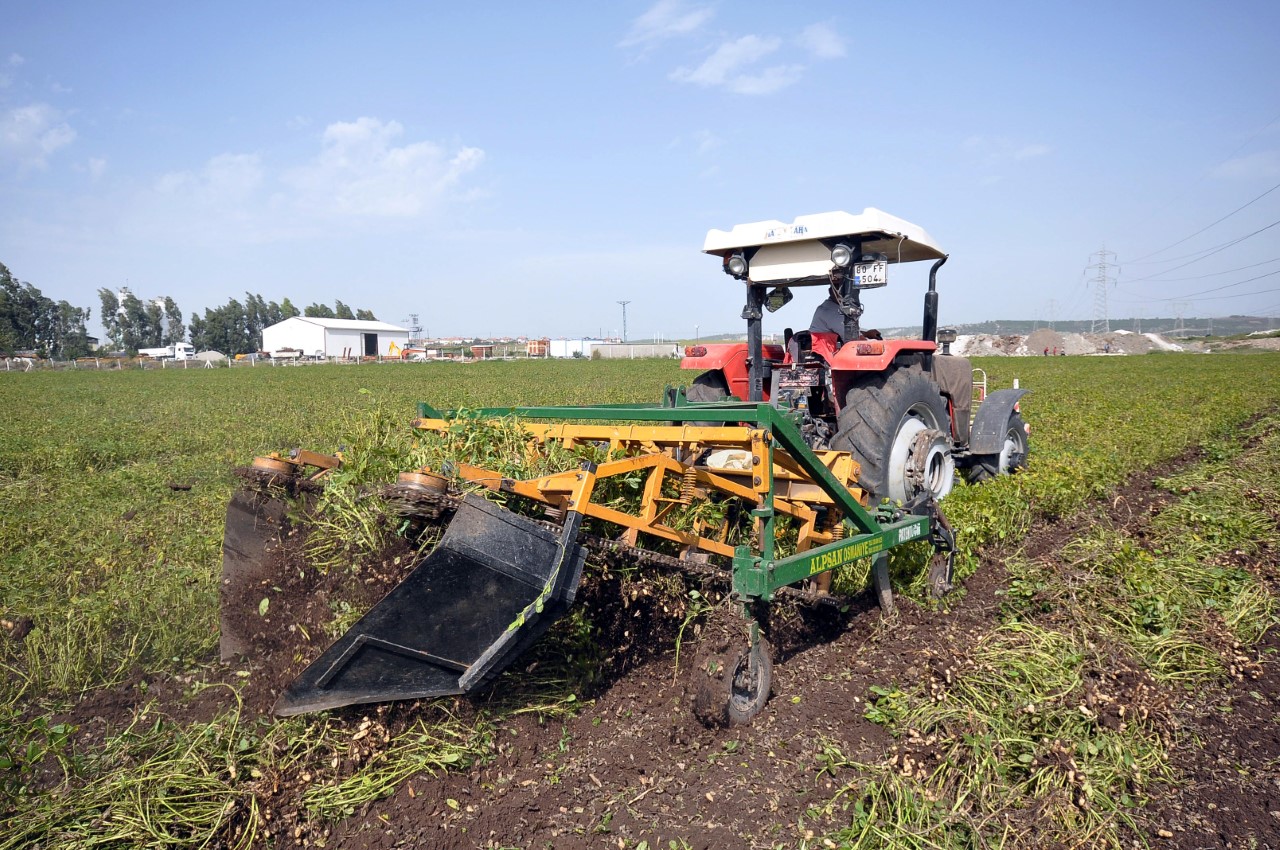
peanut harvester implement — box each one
[220,209,1030,725]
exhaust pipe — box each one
[922,255,948,343]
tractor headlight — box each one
[725,253,749,279]
[830,244,853,268]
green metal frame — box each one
[417,398,931,606]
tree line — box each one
[0,263,93,358]
[187,296,378,355]
[0,260,379,357]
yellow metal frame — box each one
[415,419,866,560]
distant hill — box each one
[941,315,1275,338]
[673,315,1277,344]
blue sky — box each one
[3,1,1279,341]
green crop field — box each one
[2,353,1280,849]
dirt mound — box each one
[956,330,1186,357]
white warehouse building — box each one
[261,317,410,359]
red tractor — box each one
[680,209,1029,508]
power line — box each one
[1113,268,1280,303]
[1120,108,1280,257]
[1192,286,1280,302]
[1124,255,1280,283]
[1121,217,1280,280]
[1127,180,1280,263]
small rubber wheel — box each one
[727,638,773,725]
[692,638,773,727]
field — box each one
[2,354,1280,849]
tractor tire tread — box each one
[832,369,948,503]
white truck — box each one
[138,342,195,361]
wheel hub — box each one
[888,419,955,502]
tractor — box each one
[680,208,1029,507]
[219,208,1029,725]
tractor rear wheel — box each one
[832,369,955,504]
[964,412,1029,484]
[685,371,729,427]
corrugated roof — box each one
[268,317,408,333]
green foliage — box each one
[0,262,92,358]
[814,404,1280,849]
[0,712,76,796]
[2,354,1280,849]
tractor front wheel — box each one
[686,370,729,403]
[833,369,955,504]
[684,371,729,427]
[964,412,1029,484]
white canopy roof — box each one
[281,317,407,333]
[703,209,946,284]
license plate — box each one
[853,260,888,288]
[777,368,821,388]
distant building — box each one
[590,343,681,359]
[261,317,409,358]
[549,338,606,358]
[527,338,550,357]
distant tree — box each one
[53,300,92,358]
[304,302,336,319]
[118,292,151,352]
[243,292,267,342]
[143,299,164,348]
[98,288,122,350]
[188,312,208,351]
[188,296,256,355]
[333,300,355,320]
[162,297,185,345]
[0,263,91,357]
[356,308,377,321]
[279,297,300,319]
[264,300,284,328]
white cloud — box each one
[87,157,106,181]
[0,103,75,169]
[667,24,841,96]
[125,117,486,248]
[7,54,23,67]
[796,23,845,59]
[672,35,778,86]
[1013,143,1052,160]
[156,153,264,204]
[1210,150,1280,179]
[692,129,721,155]
[284,117,484,217]
[964,135,1053,165]
[727,64,804,95]
[620,0,714,48]
[670,34,806,95]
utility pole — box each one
[403,313,422,343]
[617,300,631,342]
[1086,247,1118,334]
[1173,302,1190,336]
